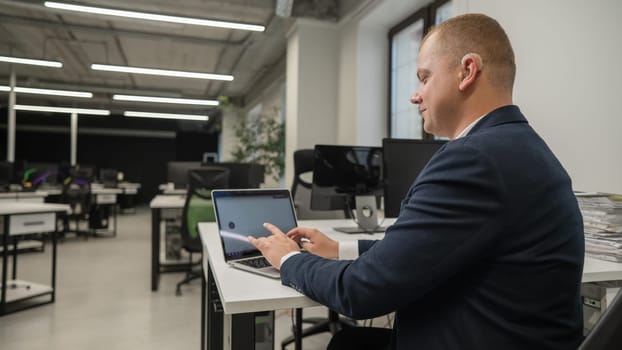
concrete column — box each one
[70,112,77,166]
[7,69,16,162]
[285,19,340,186]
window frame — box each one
[387,0,452,140]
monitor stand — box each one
[334,195,387,234]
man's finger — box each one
[263,222,284,236]
[248,236,259,247]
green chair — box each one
[176,167,230,296]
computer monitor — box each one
[22,162,60,188]
[382,138,446,218]
[99,168,118,188]
[310,144,383,213]
[166,161,202,188]
[215,163,264,189]
[70,165,95,185]
[0,161,14,190]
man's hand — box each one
[248,223,300,270]
[287,227,338,259]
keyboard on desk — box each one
[236,256,271,268]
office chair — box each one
[61,181,92,238]
[176,167,230,296]
[282,149,355,349]
[579,288,622,350]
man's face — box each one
[410,34,461,138]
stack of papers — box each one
[576,192,622,262]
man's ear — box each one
[458,53,483,91]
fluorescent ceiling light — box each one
[113,94,218,106]
[92,64,233,81]
[124,111,209,121]
[44,1,265,32]
[0,55,62,68]
[0,86,92,98]
[14,104,110,115]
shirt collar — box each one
[455,114,487,139]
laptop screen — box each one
[212,189,298,260]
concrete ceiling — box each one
[0,0,356,115]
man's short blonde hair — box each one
[423,13,516,93]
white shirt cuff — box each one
[338,241,359,260]
[280,251,301,267]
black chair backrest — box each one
[291,149,314,199]
[180,167,230,251]
[187,167,230,193]
[579,288,622,350]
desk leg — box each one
[201,264,206,350]
[51,221,58,303]
[12,236,17,279]
[1,216,9,315]
[207,267,224,350]
[151,208,160,291]
[295,308,303,350]
[113,203,118,237]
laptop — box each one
[212,189,298,279]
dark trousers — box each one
[327,327,392,350]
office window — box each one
[388,0,452,139]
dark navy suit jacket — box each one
[280,106,585,349]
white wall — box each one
[336,21,358,144]
[457,0,622,193]
[279,0,622,193]
[355,23,388,146]
[219,107,242,162]
[285,19,340,186]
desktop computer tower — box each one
[230,311,274,350]
[207,267,274,350]
[581,281,622,336]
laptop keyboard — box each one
[237,256,271,268]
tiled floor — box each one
[0,206,388,350]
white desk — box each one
[199,218,622,350]
[198,218,394,350]
[582,258,622,283]
[149,194,187,291]
[0,191,51,252]
[0,202,69,315]
[0,191,48,203]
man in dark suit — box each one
[249,13,584,350]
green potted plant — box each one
[230,110,285,183]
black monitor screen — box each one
[22,162,59,188]
[0,161,14,188]
[70,165,95,185]
[99,168,118,187]
[216,163,264,189]
[382,138,446,218]
[167,161,264,189]
[166,161,201,188]
[310,145,383,211]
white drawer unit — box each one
[8,212,56,235]
[96,194,117,204]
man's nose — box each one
[410,91,422,105]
